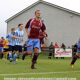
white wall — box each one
[7,2,80,47]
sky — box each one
[0,0,80,38]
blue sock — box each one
[9,53,12,62]
[13,53,18,63]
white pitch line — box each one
[0,71,80,76]
[3,78,77,80]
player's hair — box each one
[18,24,23,27]
[1,37,4,39]
[1,37,4,40]
[35,10,40,14]
[11,28,15,31]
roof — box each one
[5,0,80,23]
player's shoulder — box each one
[28,18,35,22]
[41,20,45,24]
[40,20,45,27]
[21,30,24,34]
[15,29,18,33]
[8,33,11,36]
[40,20,44,24]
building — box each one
[6,0,80,47]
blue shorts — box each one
[0,47,4,51]
[77,48,80,53]
[27,39,40,51]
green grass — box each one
[0,57,80,80]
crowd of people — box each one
[0,24,24,62]
[48,42,77,59]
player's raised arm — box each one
[13,31,22,40]
[13,36,22,40]
[25,28,30,36]
[25,19,32,36]
[6,34,10,41]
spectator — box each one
[61,43,66,51]
[41,43,46,50]
[68,46,70,48]
[61,43,66,59]
[54,42,59,59]
[54,42,59,48]
[0,37,4,59]
[48,42,54,59]
[41,43,46,47]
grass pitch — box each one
[0,56,80,80]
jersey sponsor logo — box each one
[32,25,41,29]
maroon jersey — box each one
[0,40,4,47]
[39,30,44,44]
[25,18,46,39]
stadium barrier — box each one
[41,47,75,59]
[0,47,76,59]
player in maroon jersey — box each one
[25,10,47,69]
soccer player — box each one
[22,41,28,60]
[6,28,15,62]
[3,38,9,59]
[48,42,54,59]
[71,38,80,68]
[0,37,4,59]
[25,10,47,69]
[14,24,24,64]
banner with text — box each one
[54,48,72,57]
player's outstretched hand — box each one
[27,32,30,36]
[45,37,47,40]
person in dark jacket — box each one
[61,43,66,51]
[48,42,54,59]
[61,43,66,59]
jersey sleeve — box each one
[6,34,11,40]
[6,34,9,40]
[41,22,46,32]
[25,18,32,29]
[6,34,13,40]
[15,30,18,37]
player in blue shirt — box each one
[6,28,15,62]
[14,24,24,64]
